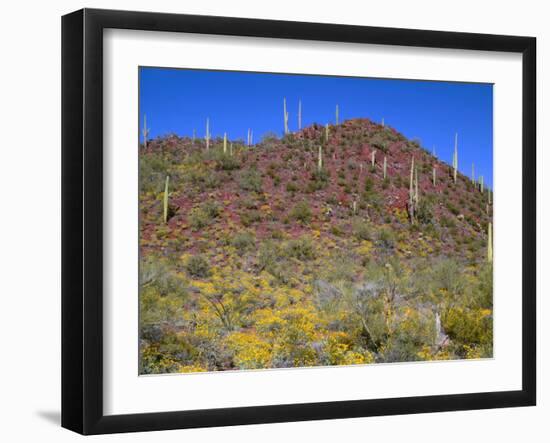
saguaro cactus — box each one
[432,166,436,187]
[432,145,436,157]
[325,123,329,143]
[383,156,387,179]
[381,117,385,127]
[487,222,493,263]
[353,200,357,215]
[142,114,150,149]
[488,189,492,205]
[452,132,458,184]
[409,157,415,222]
[192,128,196,145]
[371,150,376,167]
[318,146,323,172]
[205,118,210,150]
[223,132,227,154]
[471,163,475,184]
[230,143,233,156]
[335,104,339,125]
[298,100,302,130]
[163,175,170,224]
[283,98,289,135]
[415,166,419,205]
[480,175,484,193]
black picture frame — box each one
[62,8,536,435]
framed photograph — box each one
[62,8,536,435]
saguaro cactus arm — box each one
[223,132,227,154]
[318,146,323,172]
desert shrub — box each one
[377,226,396,248]
[440,216,456,228]
[185,254,210,278]
[432,258,463,296]
[239,169,263,192]
[442,307,493,350]
[215,153,240,171]
[446,201,460,216]
[188,208,209,230]
[231,231,255,252]
[416,198,434,225]
[285,237,316,260]
[352,219,372,241]
[364,176,374,192]
[311,168,330,184]
[240,210,262,227]
[202,200,221,218]
[289,201,312,224]
[286,182,299,193]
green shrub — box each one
[286,182,299,193]
[231,231,255,252]
[239,169,263,192]
[352,219,372,241]
[377,227,396,248]
[215,154,240,171]
[186,255,210,278]
[289,201,312,224]
[285,237,316,260]
[416,199,434,225]
[240,210,262,227]
[188,208,209,230]
[202,200,221,218]
[364,176,374,192]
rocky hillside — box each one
[139,118,493,374]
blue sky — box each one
[139,67,493,188]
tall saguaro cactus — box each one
[192,129,196,145]
[205,118,210,151]
[223,132,227,154]
[283,98,289,135]
[409,156,415,222]
[415,166,419,205]
[318,146,323,172]
[471,163,475,184]
[142,114,150,149]
[371,150,376,168]
[433,166,436,187]
[479,176,484,193]
[452,132,458,184]
[487,222,493,263]
[383,156,387,179]
[325,123,329,143]
[163,175,170,224]
[298,100,302,130]
[335,104,339,125]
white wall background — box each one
[0,0,546,441]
